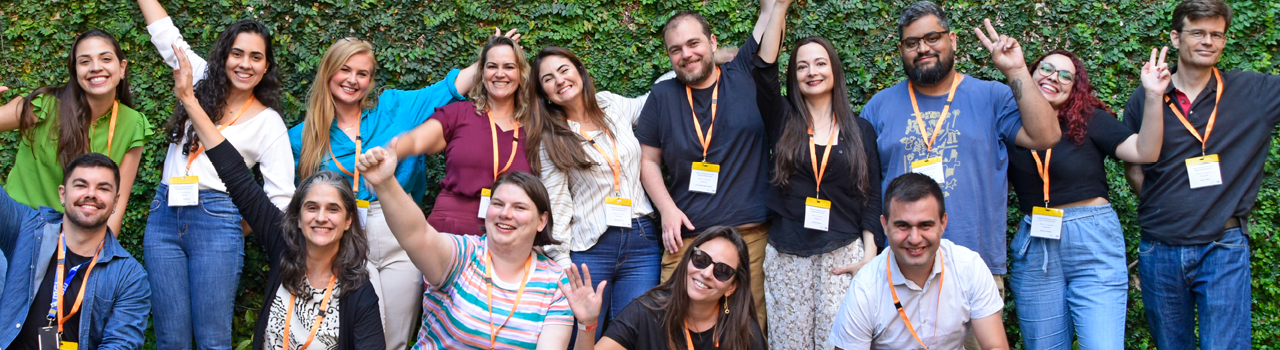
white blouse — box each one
[148,17,295,209]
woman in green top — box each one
[0,29,153,236]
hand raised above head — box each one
[973,18,1028,75]
[357,138,399,187]
[493,26,521,44]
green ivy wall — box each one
[1,0,1277,348]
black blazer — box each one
[206,141,386,350]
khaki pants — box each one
[964,274,1006,350]
[661,223,769,331]
[365,202,425,350]
[764,240,865,350]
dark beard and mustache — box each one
[903,51,955,86]
[66,198,112,230]
[675,55,716,86]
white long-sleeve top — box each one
[541,91,658,267]
[148,17,295,209]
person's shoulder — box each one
[940,239,987,274]
[865,80,909,105]
[534,250,566,276]
[650,78,685,97]
[852,250,890,286]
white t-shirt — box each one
[148,17,295,209]
[829,239,1003,350]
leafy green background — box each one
[1,0,1277,348]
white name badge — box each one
[689,162,720,194]
[911,157,946,185]
[1030,206,1064,239]
[168,176,200,207]
[803,197,832,231]
[604,197,633,228]
[356,200,370,229]
[1185,154,1223,189]
[477,188,492,218]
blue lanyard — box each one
[46,260,90,320]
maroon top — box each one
[427,100,532,236]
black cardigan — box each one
[206,141,386,350]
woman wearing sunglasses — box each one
[561,226,765,350]
[1001,44,1170,348]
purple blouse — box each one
[428,100,532,235]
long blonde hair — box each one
[298,38,377,180]
[468,36,531,124]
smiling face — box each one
[328,52,374,107]
[794,42,835,98]
[538,55,584,107]
[899,15,957,86]
[224,32,269,93]
[483,45,521,102]
[1172,16,1227,70]
[664,18,718,87]
[1035,54,1076,109]
[685,237,740,303]
[73,37,127,101]
[882,195,947,275]
[58,166,119,230]
[485,183,549,249]
[297,183,352,250]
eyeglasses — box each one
[690,247,737,282]
[1179,29,1227,44]
[899,31,949,51]
[1036,62,1075,84]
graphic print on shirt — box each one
[896,108,962,196]
[265,285,342,350]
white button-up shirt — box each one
[829,239,1003,350]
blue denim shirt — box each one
[0,188,151,349]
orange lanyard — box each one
[908,75,964,154]
[580,128,623,194]
[808,114,838,197]
[886,251,944,350]
[281,275,337,350]
[487,110,521,181]
[91,101,120,153]
[1031,149,1052,207]
[329,121,362,193]
[687,68,721,162]
[185,96,256,172]
[1165,67,1223,156]
[52,231,105,333]
[683,320,719,350]
[484,251,533,349]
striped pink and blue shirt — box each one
[414,235,573,349]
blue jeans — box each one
[570,216,662,340]
[144,184,245,350]
[1009,204,1127,350]
[1139,226,1251,350]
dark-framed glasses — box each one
[690,247,737,282]
[1036,62,1075,84]
[899,31,949,51]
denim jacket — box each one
[0,188,151,349]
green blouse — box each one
[3,94,154,212]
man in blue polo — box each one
[0,153,151,349]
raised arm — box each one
[974,18,1060,150]
[136,0,168,24]
[755,0,791,64]
[751,0,778,42]
[358,141,455,285]
[454,27,522,95]
[394,118,447,158]
[139,0,208,79]
[1114,47,1169,163]
[0,87,23,131]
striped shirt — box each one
[415,235,573,350]
[540,90,661,267]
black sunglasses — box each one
[691,247,737,282]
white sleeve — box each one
[539,145,574,268]
[596,91,649,127]
[828,278,876,350]
[255,116,297,210]
[966,255,1003,320]
[146,16,209,83]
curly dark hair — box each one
[278,170,369,298]
[1029,50,1113,146]
[163,20,282,154]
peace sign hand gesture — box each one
[558,263,606,328]
[974,18,1029,76]
[1141,47,1172,96]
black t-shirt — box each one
[1122,68,1280,245]
[13,249,90,349]
[751,55,885,255]
[635,37,771,237]
[1007,108,1133,214]
[604,292,766,350]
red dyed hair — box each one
[1030,50,1113,145]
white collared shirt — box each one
[829,239,1003,350]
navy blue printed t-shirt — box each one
[860,74,1023,274]
[635,37,770,237]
